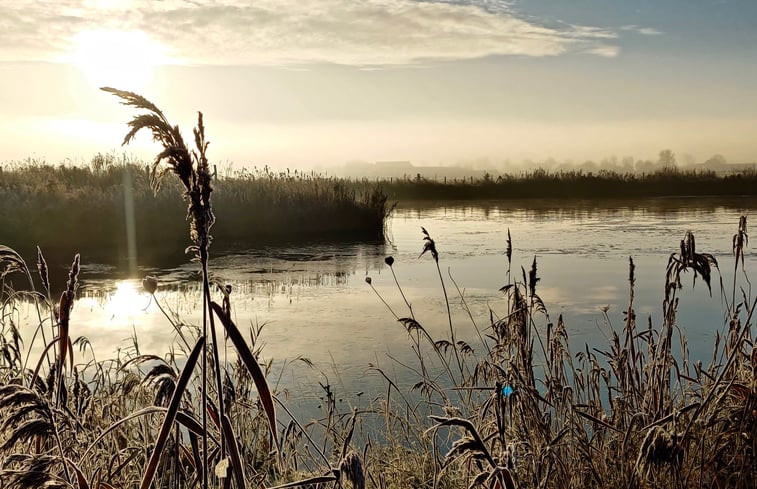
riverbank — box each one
[379,167,757,200]
[0,161,390,252]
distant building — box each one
[336,160,494,180]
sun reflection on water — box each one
[78,280,151,321]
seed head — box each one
[142,275,159,295]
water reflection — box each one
[9,198,757,420]
[397,196,750,219]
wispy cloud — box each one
[1,0,619,65]
[585,45,621,58]
[621,24,663,36]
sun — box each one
[104,280,149,319]
[67,29,169,91]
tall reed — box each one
[101,87,281,489]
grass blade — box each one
[64,458,89,489]
[268,475,338,489]
[140,336,205,489]
[211,301,278,450]
[220,413,247,489]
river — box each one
[10,197,757,419]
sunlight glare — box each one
[104,280,149,319]
[67,29,169,91]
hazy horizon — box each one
[3,1,756,168]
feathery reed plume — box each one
[0,384,70,484]
[339,451,365,489]
[0,384,54,450]
[0,454,67,489]
[732,215,748,305]
[419,227,438,262]
[35,247,49,295]
[506,228,512,266]
[733,215,748,268]
[427,415,516,489]
[142,362,178,408]
[666,230,718,298]
[56,254,79,407]
[100,87,215,250]
[103,87,226,489]
[419,227,462,375]
[0,246,28,280]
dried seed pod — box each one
[142,275,158,295]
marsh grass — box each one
[1,90,755,488]
[358,216,756,488]
[382,167,757,200]
[0,156,390,253]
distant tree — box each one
[680,153,696,167]
[621,156,634,172]
[578,160,598,173]
[635,159,655,173]
[704,154,727,168]
[543,157,558,170]
[600,155,618,169]
[658,149,677,172]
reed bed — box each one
[0,91,755,488]
[360,220,756,488]
[0,157,389,252]
[381,167,757,200]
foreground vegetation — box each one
[0,90,755,488]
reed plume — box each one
[102,87,221,489]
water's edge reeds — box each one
[381,167,757,200]
[0,159,390,251]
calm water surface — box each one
[20,197,757,417]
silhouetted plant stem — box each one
[53,417,71,485]
[386,260,414,320]
[200,276,208,489]
[366,278,399,320]
[201,245,226,461]
[420,227,464,378]
[151,294,191,350]
[435,261,463,375]
[387,261,435,381]
[448,270,491,357]
[101,87,224,489]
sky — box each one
[1,0,756,169]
